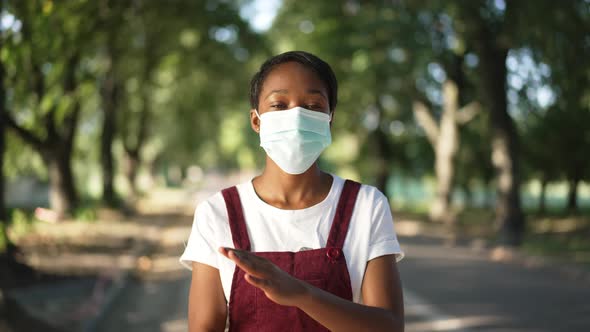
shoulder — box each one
[193,181,253,219]
[329,173,389,209]
[347,180,394,233]
[191,189,231,230]
[354,181,390,209]
[194,191,224,216]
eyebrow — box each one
[264,89,328,101]
[264,89,288,100]
[307,89,328,100]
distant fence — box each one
[5,174,589,212]
[387,176,590,211]
[5,177,50,209]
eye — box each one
[270,103,287,109]
[306,104,324,111]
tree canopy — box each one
[1,0,589,246]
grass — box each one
[522,233,590,270]
[5,194,590,267]
[1,199,104,254]
[6,208,38,240]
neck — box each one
[255,156,328,205]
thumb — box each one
[245,274,270,291]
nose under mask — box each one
[256,107,332,174]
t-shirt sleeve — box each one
[367,190,404,262]
[179,202,219,270]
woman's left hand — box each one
[218,247,309,307]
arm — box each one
[188,262,227,332]
[298,254,404,332]
[219,248,404,332]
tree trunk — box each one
[101,106,117,206]
[44,55,81,218]
[476,43,525,246]
[538,177,547,215]
[100,53,119,207]
[21,135,79,221]
[566,177,579,213]
[2,26,81,219]
[455,1,526,245]
[0,128,7,251]
[122,29,154,198]
[373,128,392,196]
[430,81,460,224]
[43,148,78,218]
[123,149,140,197]
[375,163,389,197]
[412,79,474,224]
[0,50,10,253]
[122,102,149,197]
[462,182,474,207]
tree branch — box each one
[64,101,80,154]
[456,101,481,125]
[2,113,45,150]
[413,101,440,146]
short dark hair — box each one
[249,51,338,111]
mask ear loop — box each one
[254,110,261,133]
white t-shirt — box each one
[179,174,404,303]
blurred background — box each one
[1,0,589,331]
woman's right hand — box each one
[219,247,310,307]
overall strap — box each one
[221,186,251,251]
[326,180,361,249]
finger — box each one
[232,249,274,268]
[228,250,255,270]
[219,248,272,278]
[218,247,231,259]
[228,250,268,278]
[219,247,253,260]
[219,247,249,264]
[219,247,251,261]
[245,274,271,291]
[227,249,261,264]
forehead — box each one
[260,62,327,95]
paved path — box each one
[400,236,590,332]
[96,237,590,332]
[91,205,192,332]
[94,274,190,332]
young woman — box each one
[180,51,404,332]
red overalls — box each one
[221,179,361,332]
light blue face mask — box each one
[256,107,332,174]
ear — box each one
[250,109,260,133]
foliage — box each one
[1,0,589,222]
